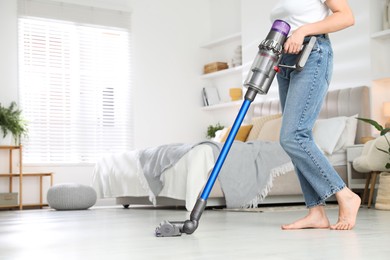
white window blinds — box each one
[18,1,133,163]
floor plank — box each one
[0,205,389,259]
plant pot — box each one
[375,172,390,210]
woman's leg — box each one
[278,37,341,206]
[277,52,331,230]
[278,36,360,229]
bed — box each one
[92,86,371,211]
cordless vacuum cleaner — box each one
[155,20,316,237]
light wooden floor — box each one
[0,205,390,260]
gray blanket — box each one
[138,141,293,208]
[204,141,293,208]
[139,143,194,197]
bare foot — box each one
[281,206,330,230]
[330,187,361,230]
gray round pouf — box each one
[47,183,97,210]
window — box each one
[18,13,132,163]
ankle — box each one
[336,187,354,200]
[308,205,327,216]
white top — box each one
[270,0,330,34]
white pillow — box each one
[333,114,359,152]
[313,117,346,155]
[212,128,229,143]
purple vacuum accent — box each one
[271,19,291,36]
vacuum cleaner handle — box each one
[278,36,317,71]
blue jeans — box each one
[277,35,346,208]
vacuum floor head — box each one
[155,220,183,237]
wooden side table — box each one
[0,145,54,209]
[346,144,365,189]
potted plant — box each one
[206,123,225,139]
[0,101,28,145]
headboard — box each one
[249,86,371,144]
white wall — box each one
[131,0,212,148]
[0,0,18,105]
[209,0,241,40]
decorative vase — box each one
[375,172,390,210]
[229,88,242,101]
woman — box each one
[270,0,361,230]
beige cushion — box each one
[246,114,282,141]
[256,117,283,141]
[221,125,253,142]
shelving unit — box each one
[200,33,243,112]
[0,145,53,209]
[0,145,22,209]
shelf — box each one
[201,100,243,111]
[0,172,53,177]
[201,98,269,111]
[0,203,49,209]
[200,65,243,80]
[200,32,241,49]
[371,29,390,40]
[0,205,19,209]
[0,145,21,150]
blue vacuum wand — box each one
[155,20,315,237]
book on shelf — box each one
[202,87,220,106]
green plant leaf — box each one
[0,101,28,144]
[386,163,390,169]
[356,117,384,132]
[206,123,224,139]
[381,128,390,136]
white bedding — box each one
[93,144,215,211]
[325,149,347,166]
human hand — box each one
[283,29,305,54]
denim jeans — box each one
[277,35,346,208]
